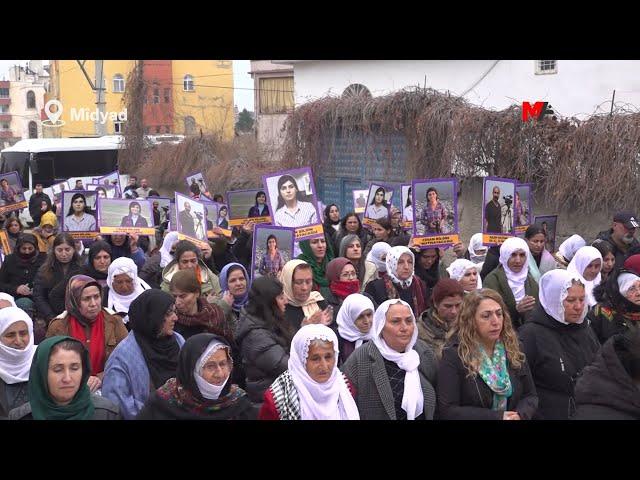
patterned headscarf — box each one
[385,246,415,289]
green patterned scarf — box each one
[477,340,512,411]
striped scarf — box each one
[270,370,301,420]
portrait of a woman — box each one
[120,201,150,228]
[64,193,97,232]
[365,187,389,221]
[259,234,286,279]
[248,191,270,218]
[419,187,447,235]
[272,175,318,228]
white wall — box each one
[9,81,44,139]
[290,60,640,119]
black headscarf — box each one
[83,240,112,281]
[413,247,441,289]
[15,233,39,265]
[323,204,340,230]
[129,289,180,389]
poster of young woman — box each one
[251,225,294,280]
[534,215,558,254]
[515,183,533,236]
[0,171,27,215]
[362,183,394,228]
[98,198,156,236]
[87,184,118,199]
[262,167,323,241]
[482,176,517,246]
[227,189,271,227]
[411,178,459,249]
[401,184,413,231]
[61,191,100,240]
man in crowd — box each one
[597,211,640,268]
[136,178,152,199]
[484,185,502,234]
[28,183,54,227]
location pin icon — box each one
[44,100,63,125]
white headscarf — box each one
[567,246,602,307]
[336,294,375,349]
[499,237,531,303]
[366,242,391,273]
[0,293,17,307]
[447,259,482,289]
[0,307,35,384]
[372,299,423,420]
[194,339,231,400]
[558,235,586,263]
[539,269,588,325]
[106,257,151,323]
[469,233,487,264]
[385,246,415,288]
[160,231,180,268]
[618,273,640,297]
[288,324,360,420]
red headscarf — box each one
[327,257,360,301]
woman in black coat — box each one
[136,333,255,420]
[437,289,538,420]
[518,269,600,420]
[235,276,296,404]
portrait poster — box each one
[262,167,323,241]
[175,192,209,248]
[227,188,271,227]
[67,176,97,192]
[352,189,369,215]
[482,176,517,246]
[95,170,122,196]
[98,198,155,236]
[87,184,118,199]
[401,184,414,231]
[251,225,294,281]
[534,215,558,254]
[0,171,27,215]
[186,171,211,200]
[61,190,100,240]
[515,183,533,236]
[411,178,459,249]
[150,197,172,230]
[362,183,394,228]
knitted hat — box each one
[40,211,58,228]
[624,254,640,276]
[432,278,465,305]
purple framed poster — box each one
[411,178,459,249]
[534,215,558,254]
[401,184,413,231]
[515,183,533,236]
[0,171,27,215]
[174,192,209,248]
[186,171,211,200]
[150,196,172,230]
[262,167,323,241]
[352,189,368,215]
[482,176,517,246]
[87,184,118,199]
[362,183,394,229]
[95,171,122,196]
[227,188,271,227]
[98,198,156,236]
[251,225,294,281]
[61,190,100,240]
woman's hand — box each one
[129,233,139,253]
[16,285,32,296]
[303,310,324,326]
[452,242,467,258]
[242,220,255,234]
[503,411,521,420]
[516,296,536,313]
[222,290,234,307]
[200,242,212,259]
[87,376,102,393]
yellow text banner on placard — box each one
[0,201,27,215]
[403,221,414,231]
[483,234,513,246]
[229,216,271,227]
[207,228,233,238]
[177,233,210,250]
[68,232,100,241]
[413,234,460,249]
[362,217,378,227]
[295,224,324,241]
[515,226,529,235]
[100,226,156,236]
[0,231,11,254]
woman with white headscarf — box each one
[136,333,255,419]
[364,246,429,317]
[468,233,488,268]
[105,257,151,325]
[518,269,600,419]
[336,293,375,364]
[259,324,359,420]
[447,259,482,293]
[140,231,179,289]
[0,293,17,308]
[341,298,437,420]
[0,307,36,417]
[366,241,391,279]
[567,246,603,308]
[554,234,586,268]
[484,237,539,328]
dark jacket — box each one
[341,339,438,420]
[33,261,83,322]
[0,249,46,298]
[139,252,162,289]
[572,335,640,420]
[235,308,291,403]
[0,379,29,418]
[596,228,640,269]
[518,305,600,420]
[8,394,121,420]
[587,303,640,345]
[417,307,452,361]
[284,300,329,332]
[364,275,429,317]
[437,341,538,420]
[231,230,253,273]
[28,192,53,224]
[483,265,539,328]
[480,246,500,281]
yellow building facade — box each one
[46,60,234,140]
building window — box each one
[153,86,160,104]
[0,88,9,98]
[184,116,196,135]
[0,105,8,113]
[113,74,125,93]
[114,121,125,134]
[28,121,38,138]
[26,91,36,109]
[155,126,161,134]
[164,88,171,103]
[535,60,557,75]
[342,83,372,99]
[258,76,294,114]
[1,123,10,131]
[183,74,194,92]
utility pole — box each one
[76,60,107,136]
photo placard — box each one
[482,176,517,246]
[411,178,459,249]
[251,225,294,281]
[98,198,156,236]
[62,190,100,240]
